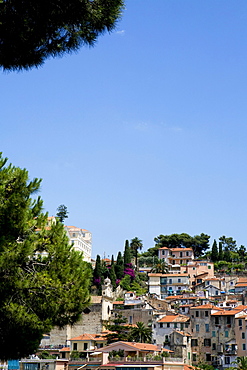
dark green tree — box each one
[109,255,117,290]
[93,255,103,295]
[218,242,223,260]
[130,237,143,268]
[153,233,210,258]
[128,322,152,343]
[106,313,129,343]
[115,251,124,280]
[219,236,237,252]
[124,240,131,266]
[150,259,169,274]
[56,204,69,223]
[239,245,247,261]
[0,153,91,360]
[0,0,124,71]
[211,239,218,262]
[223,247,231,262]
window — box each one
[225,331,229,338]
[180,252,183,257]
[226,316,231,324]
[162,250,165,255]
[73,343,77,351]
[205,311,209,317]
[196,311,199,317]
[174,323,177,329]
[208,265,211,269]
[243,344,246,350]
[196,324,199,332]
[167,323,170,328]
[178,278,181,283]
[160,323,163,328]
[215,317,219,325]
[212,343,216,350]
[181,323,184,330]
[84,343,88,350]
[212,331,216,337]
[225,357,231,365]
[192,353,197,362]
[239,319,243,326]
[204,339,211,346]
[206,354,211,362]
[188,352,190,360]
[180,260,183,264]
[191,339,198,347]
[242,332,245,339]
[186,251,189,256]
[169,279,172,284]
[205,324,209,332]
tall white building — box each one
[65,225,92,262]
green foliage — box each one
[109,255,117,290]
[120,274,131,291]
[93,255,102,295]
[197,362,215,370]
[106,314,129,343]
[130,237,143,268]
[129,281,147,296]
[211,239,218,262]
[138,255,159,267]
[109,349,124,358]
[124,240,131,265]
[56,204,69,223]
[128,322,152,343]
[150,259,169,274]
[115,251,124,279]
[153,233,210,258]
[0,153,91,359]
[39,351,56,359]
[233,356,247,370]
[218,242,223,260]
[0,0,124,71]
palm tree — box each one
[233,357,247,370]
[130,237,143,268]
[128,322,152,343]
[150,259,169,274]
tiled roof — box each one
[158,314,189,323]
[60,347,70,352]
[190,304,222,310]
[148,273,189,277]
[211,306,247,316]
[70,333,107,341]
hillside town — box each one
[15,223,247,370]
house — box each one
[69,332,108,358]
[170,331,192,365]
[148,274,190,299]
[153,314,190,346]
[158,248,194,267]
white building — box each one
[148,273,190,299]
[65,225,92,262]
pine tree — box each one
[124,240,131,266]
[211,239,218,262]
[0,153,91,359]
[115,251,124,280]
[56,204,69,223]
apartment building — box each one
[153,314,190,346]
[158,248,194,267]
[148,273,190,299]
[65,225,92,262]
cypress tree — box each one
[93,255,102,295]
[109,255,117,290]
[124,240,131,266]
[211,239,218,262]
[115,251,124,280]
[218,242,223,261]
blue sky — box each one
[1,0,247,259]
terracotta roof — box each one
[60,347,70,352]
[158,315,189,323]
[184,365,196,370]
[101,341,160,352]
[211,306,247,316]
[190,304,223,310]
[165,296,197,300]
[235,283,247,287]
[70,333,107,341]
[170,248,193,251]
[174,330,191,337]
[113,301,124,305]
[148,273,189,277]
